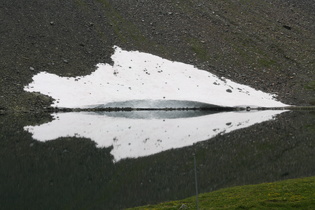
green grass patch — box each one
[127,176,315,209]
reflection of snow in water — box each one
[24,46,288,108]
[24,110,286,162]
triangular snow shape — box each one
[24,46,288,109]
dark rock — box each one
[283,25,292,30]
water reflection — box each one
[1,111,315,210]
[24,110,286,162]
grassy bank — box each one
[128,176,315,209]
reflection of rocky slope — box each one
[0,0,314,112]
[1,111,314,209]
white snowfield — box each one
[24,110,286,162]
[24,46,289,108]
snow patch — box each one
[24,46,288,108]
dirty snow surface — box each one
[24,46,288,108]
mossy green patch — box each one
[96,0,151,46]
[127,176,315,209]
[258,58,277,68]
[305,81,315,91]
[187,37,211,61]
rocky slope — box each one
[0,0,314,112]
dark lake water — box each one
[0,110,314,209]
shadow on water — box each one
[94,99,223,110]
[0,110,314,209]
[94,109,222,119]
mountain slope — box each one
[0,0,314,112]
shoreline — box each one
[2,105,315,115]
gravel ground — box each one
[0,0,314,112]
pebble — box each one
[179,204,188,209]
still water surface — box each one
[0,110,314,209]
[24,110,285,163]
